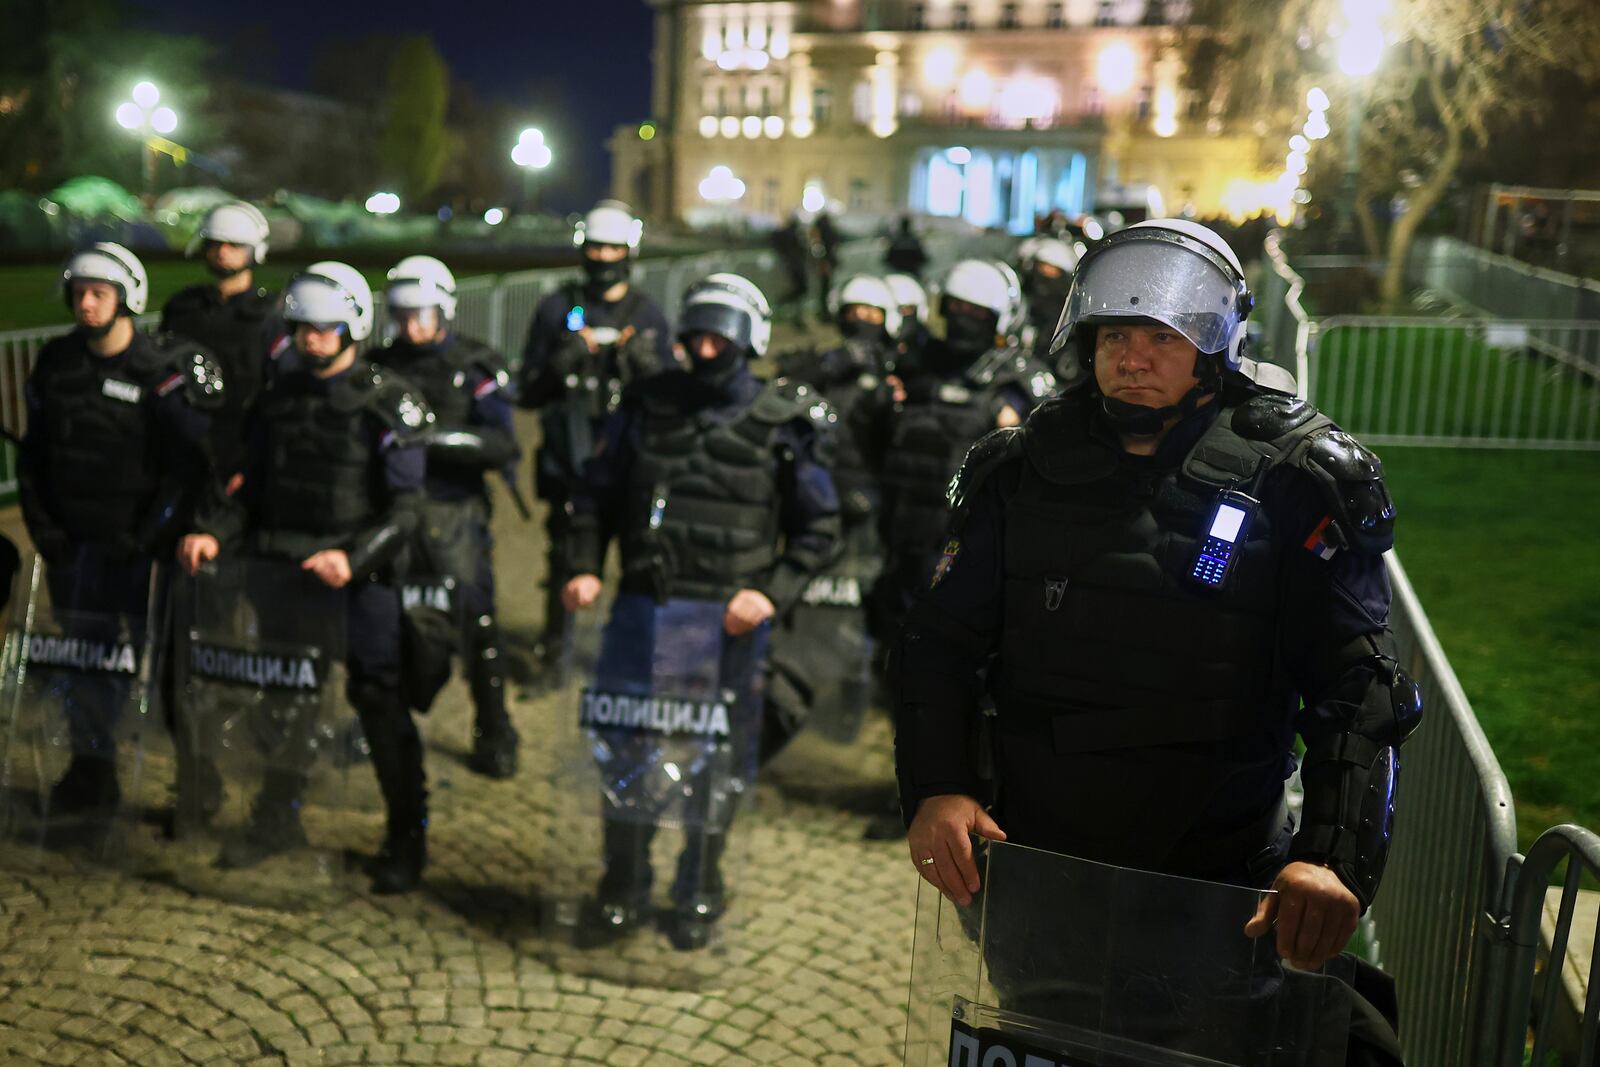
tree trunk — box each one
[1380,63,1465,307]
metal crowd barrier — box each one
[1407,234,1600,323]
[1267,231,1600,1064]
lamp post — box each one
[114,81,177,207]
[510,128,553,214]
[1333,2,1387,252]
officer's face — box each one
[203,240,250,274]
[295,323,350,360]
[899,304,919,324]
[396,307,443,346]
[1094,323,1202,409]
[1035,261,1066,281]
[842,304,886,327]
[584,243,628,264]
[686,332,732,361]
[71,281,120,329]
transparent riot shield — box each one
[905,842,1354,1067]
[0,551,158,871]
[772,542,878,745]
[541,592,766,975]
[157,557,352,905]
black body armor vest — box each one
[987,390,1343,873]
[620,378,819,602]
[32,334,186,539]
[374,334,505,492]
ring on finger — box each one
[919,856,936,867]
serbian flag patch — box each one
[1303,515,1340,560]
[473,376,500,399]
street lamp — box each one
[114,80,178,205]
[510,127,553,213]
[1332,0,1388,250]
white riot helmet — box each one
[1027,237,1080,275]
[1048,217,1253,372]
[885,273,929,327]
[386,255,458,321]
[828,274,903,340]
[188,201,270,263]
[283,261,375,343]
[679,272,772,358]
[61,242,149,315]
[574,200,644,251]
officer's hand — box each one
[302,549,353,589]
[178,534,220,575]
[1245,861,1360,970]
[906,794,1007,908]
[886,374,907,404]
[723,589,775,636]
[576,327,602,355]
[225,473,245,497]
[996,404,1022,429]
[563,574,602,611]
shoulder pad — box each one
[150,335,227,411]
[1299,428,1395,555]
[947,427,1024,522]
[366,368,435,439]
[1232,392,1318,441]
[452,335,509,378]
[764,377,838,434]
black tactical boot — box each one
[466,616,519,779]
[576,820,656,948]
[166,754,224,838]
[666,829,727,951]
[46,757,120,817]
[217,774,308,869]
[355,685,428,895]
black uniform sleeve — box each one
[16,374,70,563]
[566,403,640,577]
[517,296,580,409]
[345,420,426,578]
[756,418,841,615]
[892,468,1013,820]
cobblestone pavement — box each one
[0,325,927,1067]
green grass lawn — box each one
[0,261,392,333]
[1314,323,1600,445]
[1383,446,1600,850]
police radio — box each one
[1191,489,1259,590]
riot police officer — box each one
[374,255,522,778]
[896,220,1422,986]
[19,243,222,812]
[1016,236,1080,370]
[767,275,900,751]
[518,200,674,672]
[884,215,929,278]
[160,201,279,481]
[562,273,840,949]
[178,262,434,895]
[872,258,1054,647]
[885,273,931,366]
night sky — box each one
[128,0,659,211]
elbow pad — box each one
[426,428,519,470]
[1291,656,1424,909]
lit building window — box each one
[742,115,763,138]
[720,115,740,137]
[813,86,833,127]
[996,72,1060,128]
[900,89,924,119]
[699,115,718,138]
[853,79,873,125]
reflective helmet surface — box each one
[284,261,375,342]
[885,273,930,325]
[829,274,903,338]
[677,272,772,357]
[189,201,271,263]
[575,200,643,251]
[1048,217,1253,370]
[386,255,458,320]
[62,242,149,314]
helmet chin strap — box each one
[1098,352,1221,437]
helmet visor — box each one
[678,301,751,352]
[1048,232,1246,357]
[285,276,362,329]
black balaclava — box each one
[1024,268,1071,312]
[582,248,632,298]
[686,335,746,387]
[839,316,887,345]
[942,303,999,362]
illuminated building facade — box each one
[611,0,1276,227]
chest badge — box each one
[930,538,961,588]
[101,378,142,404]
[1044,577,1067,611]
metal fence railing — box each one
[1371,554,1520,1067]
[1407,234,1600,323]
[1267,231,1600,1064]
[1308,316,1600,449]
